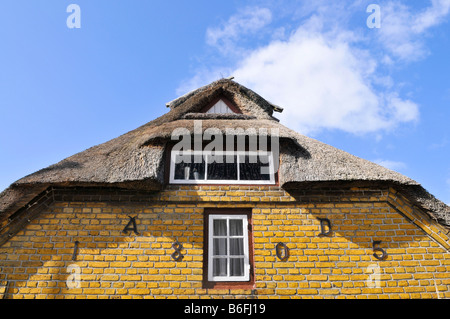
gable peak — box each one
[165,78,283,121]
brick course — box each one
[0,186,449,299]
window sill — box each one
[203,281,255,290]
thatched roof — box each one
[1,78,449,227]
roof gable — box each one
[164,78,282,122]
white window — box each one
[208,214,250,282]
[169,150,275,184]
[206,99,235,114]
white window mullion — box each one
[226,218,230,278]
[237,153,241,182]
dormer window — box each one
[169,150,275,185]
[206,99,235,114]
[201,98,240,114]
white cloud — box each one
[413,0,450,32]
[384,93,420,123]
[178,1,450,135]
[373,159,407,171]
[231,22,419,135]
[206,7,272,55]
[377,0,450,62]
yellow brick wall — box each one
[0,186,449,299]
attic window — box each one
[169,150,275,185]
[204,99,237,114]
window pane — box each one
[213,258,227,276]
[239,154,271,181]
[229,219,243,236]
[230,238,244,256]
[213,219,227,236]
[174,155,205,180]
[230,258,244,276]
[207,155,237,180]
[213,238,227,256]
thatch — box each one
[181,113,257,120]
[0,78,448,227]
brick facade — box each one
[1,186,449,299]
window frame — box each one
[203,209,254,289]
[169,150,276,185]
[207,214,250,282]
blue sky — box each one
[1,0,449,205]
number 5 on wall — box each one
[373,240,388,260]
